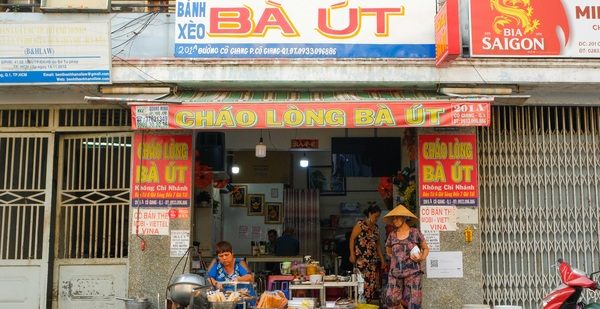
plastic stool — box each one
[268,281,277,291]
[280,281,290,299]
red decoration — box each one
[194,163,214,189]
[213,178,230,189]
[378,177,393,199]
[230,186,241,196]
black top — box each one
[274,234,299,256]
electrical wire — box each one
[265,129,279,151]
[112,13,159,51]
[112,55,165,83]
[165,246,196,304]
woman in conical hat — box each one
[382,204,429,309]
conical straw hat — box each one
[382,204,417,226]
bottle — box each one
[465,226,473,242]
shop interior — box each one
[191,128,414,277]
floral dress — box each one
[207,258,256,307]
[384,228,425,309]
[354,220,381,302]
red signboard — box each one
[418,134,478,206]
[131,134,193,207]
[435,0,461,67]
[131,101,491,130]
[291,139,319,149]
[469,0,591,57]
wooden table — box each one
[243,255,303,272]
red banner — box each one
[131,134,193,207]
[435,0,461,67]
[418,134,478,206]
[469,0,580,57]
[131,101,491,130]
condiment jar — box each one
[307,262,319,275]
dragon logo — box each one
[489,0,540,35]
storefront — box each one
[86,90,494,308]
[2,0,600,308]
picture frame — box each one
[230,185,248,207]
[247,194,265,216]
[265,202,282,224]
[307,166,346,196]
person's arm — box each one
[385,231,393,258]
[233,259,255,283]
[206,258,219,288]
[348,222,361,263]
[377,233,386,269]
[417,234,429,263]
[385,246,392,258]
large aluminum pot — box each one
[168,274,208,306]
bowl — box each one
[410,246,421,258]
[324,275,337,282]
[291,279,302,285]
[335,298,356,309]
[337,275,351,282]
[121,297,150,309]
[168,274,209,306]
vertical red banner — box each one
[435,0,461,67]
[418,134,478,206]
[131,134,193,207]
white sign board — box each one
[423,230,440,252]
[174,0,436,59]
[131,209,170,235]
[456,208,479,224]
[170,230,190,257]
[420,206,457,231]
[0,22,111,85]
[426,251,463,278]
[239,226,249,239]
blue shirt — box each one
[207,257,256,306]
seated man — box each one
[275,227,299,256]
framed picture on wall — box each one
[230,185,248,207]
[265,202,282,224]
[248,194,265,216]
[307,166,346,196]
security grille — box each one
[0,134,50,260]
[58,108,131,129]
[0,109,50,129]
[478,106,600,309]
[56,133,132,259]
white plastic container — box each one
[494,306,522,309]
[309,274,322,284]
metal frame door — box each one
[53,132,132,309]
[478,106,600,308]
[0,133,54,309]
